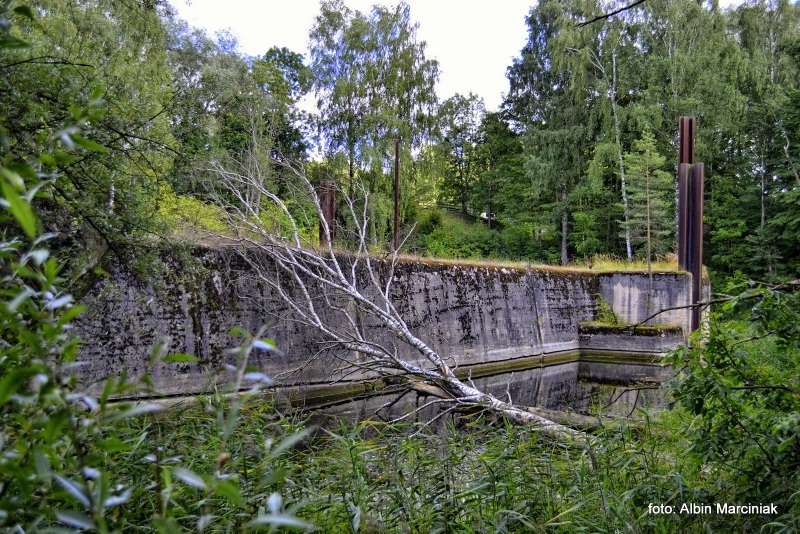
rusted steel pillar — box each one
[677,116,695,269]
[677,163,691,270]
[677,116,704,332]
[318,180,336,248]
[688,163,704,331]
[678,116,695,166]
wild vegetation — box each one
[1,0,799,531]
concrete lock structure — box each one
[72,246,707,418]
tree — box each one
[436,93,485,215]
[622,131,673,268]
[1,0,176,266]
[310,0,438,245]
[472,112,525,232]
[506,0,595,264]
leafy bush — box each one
[0,39,309,528]
[670,279,800,526]
[0,166,312,531]
[417,211,500,259]
[157,183,229,235]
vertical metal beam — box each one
[677,117,704,331]
[688,163,704,331]
[393,138,400,251]
[678,116,695,166]
[677,116,695,271]
[318,180,336,248]
[677,163,691,269]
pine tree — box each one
[622,132,674,269]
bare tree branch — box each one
[206,147,589,444]
[576,0,647,28]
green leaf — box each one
[96,436,130,453]
[247,514,314,530]
[0,368,37,405]
[0,167,25,190]
[6,286,35,312]
[228,326,248,338]
[57,304,87,328]
[214,480,243,506]
[72,134,109,154]
[1,181,37,238]
[164,353,198,364]
[0,34,28,49]
[45,294,73,310]
[34,449,52,483]
[55,475,90,508]
[43,410,70,442]
[269,428,314,458]
[25,248,49,265]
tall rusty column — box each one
[687,163,704,331]
[677,117,704,331]
[677,116,695,269]
[318,180,336,248]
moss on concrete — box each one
[579,321,683,336]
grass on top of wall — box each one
[394,253,682,275]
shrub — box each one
[669,279,800,527]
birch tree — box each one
[207,154,586,443]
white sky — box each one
[170,0,745,113]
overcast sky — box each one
[170,0,745,112]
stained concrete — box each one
[73,247,698,405]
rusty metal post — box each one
[678,116,695,166]
[392,138,400,251]
[318,180,336,248]
[677,116,695,270]
[677,163,691,269]
[677,117,704,331]
[688,163,704,331]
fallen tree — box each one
[208,156,587,444]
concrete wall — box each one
[73,247,694,398]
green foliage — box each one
[0,167,310,530]
[496,0,800,276]
[157,183,229,235]
[594,294,620,325]
[416,211,500,259]
[670,281,800,518]
[1,0,176,260]
[309,0,439,245]
[436,93,485,213]
[0,27,307,527]
[622,131,674,260]
[125,407,784,532]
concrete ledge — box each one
[579,322,685,353]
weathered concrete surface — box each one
[73,247,695,399]
[578,323,685,353]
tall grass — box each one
[105,399,785,532]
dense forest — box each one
[2,0,799,281]
[1,0,799,531]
